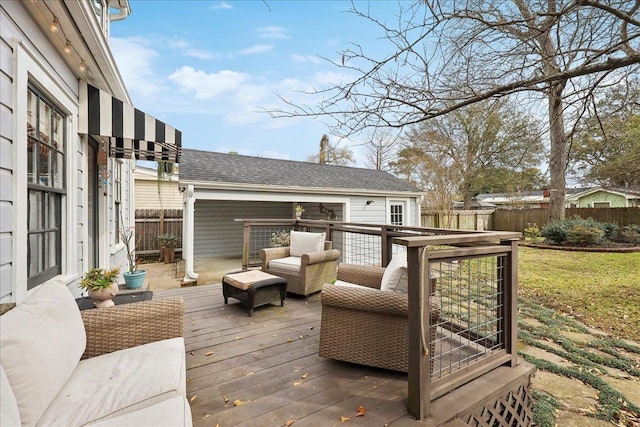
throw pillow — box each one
[380,252,408,293]
[289,231,326,257]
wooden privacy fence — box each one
[421,210,494,231]
[135,209,183,258]
[493,207,640,232]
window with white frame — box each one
[593,201,610,208]
[389,201,405,226]
[27,85,65,289]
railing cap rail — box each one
[395,232,521,247]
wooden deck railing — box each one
[237,219,520,420]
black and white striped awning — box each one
[79,82,181,163]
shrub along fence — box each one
[135,209,183,260]
[492,207,640,233]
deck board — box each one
[156,284,416,426]
[156,284,532,426]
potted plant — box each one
[157,233,178,263]
[295,204,305,220]
[80,267,120,308]
[120,222,146,289]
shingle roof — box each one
[179,149,420,193]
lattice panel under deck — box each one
[463,384,533,427]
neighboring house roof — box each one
[476,188,589,205]
[565,187,640,202]
[179,149,421,195]
[452,200,497,209]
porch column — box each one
[182,185,199,284]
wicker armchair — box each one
[319,263,439,373]
[260,241,340,296]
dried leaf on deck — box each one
[293,381,302,386]
[205,351,214,356]
[189,394,197,402]
[189,352,194,356]
[234,399,248,406]
[223,396,229,403]
[356,405,366,416]
[285,420,296,426]
[340,415,350,422]
[301,373,309,379]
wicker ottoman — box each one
[222,270,287,316]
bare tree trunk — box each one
[548,83,567,221]
[463,180,472,210]
[319,134,328,164]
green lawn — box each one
[518,246,640,342]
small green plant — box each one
[523,223,541,241]
[541,220,568,244]
[80,267,120,291]
[566,224,605,246]
[295,205,305,214]
[541,216,619,245]
[621,224,640,245]
[269,230,290,247]
[157,233,178,249]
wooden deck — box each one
[156,284,534,427]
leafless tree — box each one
[270,0,640,220]
[362,130,401,170]
[307,134,354,165]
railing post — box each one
[242,221,251,270]
[501,238,519,367]
[381,226,391,266]
[407,245,430,420]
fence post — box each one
[242,221,251,270]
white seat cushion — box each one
[380,253,408,293]
[268,256,302,273]
[289,231,325,256]
[0,364,21,427]
[0,280,86,427]
[85,395,192,427]
[37,338,186,426]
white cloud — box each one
[212,2,233,10]
[167,38,216,60]
[185,48,215,60]
[110,37,164,97]
[290,54,322,65]
[256,26,289,39]
[238,44,273,55]
[168,66,251,99]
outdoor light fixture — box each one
[366,200,374,205]
[50,17,59,33]
[64,40,72,55]
[79,60,87,73]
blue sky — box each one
[109,1,400,165]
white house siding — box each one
[0,22,12,299]
[135,179,183,210]
[0,1,136,301]
[1,1,82,301]
[193,200,292,258]
[349,196,388,224]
